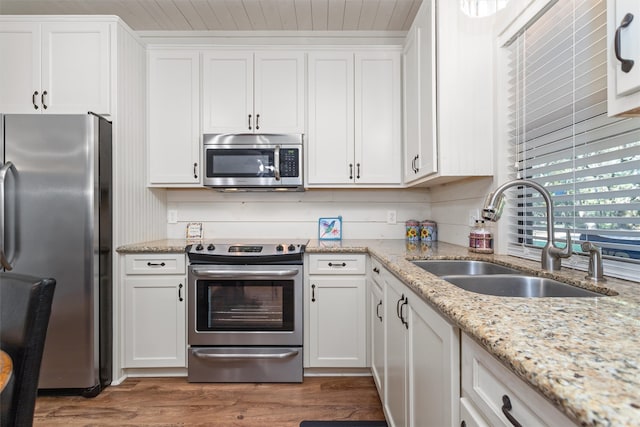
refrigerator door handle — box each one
[0,161,16,270]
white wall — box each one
[429,177,495,246]
[166,188,431,240]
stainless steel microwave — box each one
[202,134,304,191]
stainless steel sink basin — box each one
[412,260,523,276]
[441,275,603,298]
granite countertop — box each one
[117,238,640,426]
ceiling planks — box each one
[0,0,421,31]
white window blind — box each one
[507,0,640,278]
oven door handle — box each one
[192,349,300,360]
[190,268,300,279]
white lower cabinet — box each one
[369,259,385,396]
[123,253,187,368]
[382,263,460,427]
[461,333,577,427]
[306,254,367,368]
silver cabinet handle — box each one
[32,91,39,110]
[41,90,48,109]
[0,162,16,270]
[193,349,299,360]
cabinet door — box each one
[384,277,408,427]
[202,52,253,133]
[355,52,401,184]
[148,51,201,185]
[307,52,354,185]
[403,1,437,183]
[41,22,111,114]
[0,22,41,113]
[254,52,305,133]
[408,292,460,427]
[607,0,640,116]
[308,276,366,367]
[460,397,490,427]
[612,0,640,97]
[370,277,385,396]
[403,25,422,182]
[123,276,186,368]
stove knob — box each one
[207,244,215,251]
[195,244,204,251]
[276,244,284,252]
[288,244,296,251]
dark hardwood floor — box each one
[34,376,385,426]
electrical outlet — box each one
[387,210,397,224]
[167,209,178,224]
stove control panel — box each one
[186,241,307,258]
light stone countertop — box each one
[117,238,640,426]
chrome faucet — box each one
[580,242,606,281]
[482,179,572,272]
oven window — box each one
[195,279,295,331]
[206,149,275,178]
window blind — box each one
[507,0,640,274]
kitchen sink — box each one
[412,260,523,276]
[441,275,603,298]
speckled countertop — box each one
[118,238,640,427]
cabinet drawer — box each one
[308,254,366,274]
[125,253,186,275]
[461,334,576,427]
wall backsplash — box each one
[166,188,431,240]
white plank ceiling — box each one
[0,0,423,31]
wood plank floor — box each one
[34,376,385,426]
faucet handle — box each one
[551,229,573,258]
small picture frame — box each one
[318,216,342,240]
[186,222,203,240]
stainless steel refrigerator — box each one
[0,113,112,396]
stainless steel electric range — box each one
[186,240,307,383]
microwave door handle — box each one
[274,145,281,181]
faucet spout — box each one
[482,179,572,272]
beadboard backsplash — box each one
[166,188,431,240]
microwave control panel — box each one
[280,149,299,177]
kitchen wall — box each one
[166,188,431,240]
[429,177,495,247]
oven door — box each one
[188,264,303,346]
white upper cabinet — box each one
[147,50,201,186]
[403,0,493,186]
[0,20,111,114]
[202,51,304,134]
[307,50,402,187]
[607,0,640,116]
